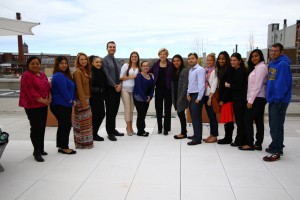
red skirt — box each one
[220,102,234,123]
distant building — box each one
[0,52,76,77]
[267,19,300,64]
[23,42,28,54]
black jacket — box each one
[219,67,234,103]
[91,67,107,98]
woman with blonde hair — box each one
[203,53,219,143]
[149,48,172,135]
[120,51,140,135]
[73,52,93,149]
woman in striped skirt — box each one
[73,52,94,149]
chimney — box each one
[16,12,25,65]
[284,19,287,28]
[283,19,287,46]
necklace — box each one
[141,72,150,80]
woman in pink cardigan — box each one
[19,56,51,162]
[239,49,268,151]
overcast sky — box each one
[0,0,299,59]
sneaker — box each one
[265,148,283,155]
[263,153,280,162]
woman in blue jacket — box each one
[50,56,76,155]
[133,61,155,137]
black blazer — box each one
[219,67,234,103]
[91,67,107,98]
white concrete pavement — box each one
[0,98,300,200]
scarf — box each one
[205,67,214,88]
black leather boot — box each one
[217,122,234,144]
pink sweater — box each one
[19,71,50,108]
[247,61,268,104]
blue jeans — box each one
[268,102,289,154]
[189,93,204,141]
[203,96,218,136]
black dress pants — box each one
[155,89,172,132]
[134,99,149,134]
[50,105,72,149]
[177,110,187,135]
[203,96,219,136]
[244,97,267,146]
[105,87,121,135]
[233,99,247,145]
[90,94,105,136]
[25,106,48,153]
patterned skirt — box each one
[73,99,94,149]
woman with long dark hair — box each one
[171,54,189,139]
[216,51,235,145]
[19,56,51,162]
[73,52,93,149]
[225,52,248,147]
[120,51,140,136]
[50,56,76,154]
[89,55,107,141]
[239,49,268,151]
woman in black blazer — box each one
[149,48,172,135]
[89,55,107,141]
[216,51,235,145]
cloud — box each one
[1,0,300,58]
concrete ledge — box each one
[0,79,20,90]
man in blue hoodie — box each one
[263,43,292,162]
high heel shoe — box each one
[126,128,133,136]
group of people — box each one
[19,41,292,163]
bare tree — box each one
[190,35,203,56]
[190,35,207,65]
